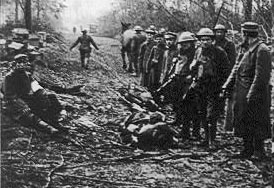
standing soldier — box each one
[160,32,178,84]
[70,28,99,69]
[190,28,230,147]
[130,26,146,76]
[213,24,237,131]
[222,22,271,160]
[139,28,156,87]
[169,32,200,140]
[147,33,166,91]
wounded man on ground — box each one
[1,54,67,134]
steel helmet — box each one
[213,24,226,31]
[196,28,214,37]
[134,25,143,31]
[164,32,177,39]
[177,32,196,43]
[241,22,259,33]
[145,29,156,34]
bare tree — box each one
[25,0,31,31]
[242,0,253,21]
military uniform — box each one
[130,32,146,74]
[2,55,62,133]
[192,45,230,143]
[160,44,178,83]
[139,39,156,87]
[147,39,166,91]
[222,22,271,159]
[70,30,99,69]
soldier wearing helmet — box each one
[222,22,271,160]
[1,54,66,134]
[190,28,230,147]
[213,24,236,131]
[139,28,157,87]
[130,26,146,76]
[70,28,99,69]
[213,24,236,69]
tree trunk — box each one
[243,0,253,21]
[37,0,40,20]
[25,0,32,32]
[15,0,19,23]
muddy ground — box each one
[1,33,273,188]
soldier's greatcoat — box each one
[223,39,271,139]
[139,40,156,87]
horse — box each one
[120,22,147,73]
[120,22,135,71]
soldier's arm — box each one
[90,37,99,50]
[218,49,230,86]
[70,37,80,50]
[222,57,241,92]
[247,46,271,101]
[228,42,237,68]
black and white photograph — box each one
[0,0,273,187]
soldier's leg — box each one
[80,50,85,68]
[5,98,58,133]
[121,47,127,70]
[84,52,91,69]
[206,95,221,142]
[132,53,139,75]
[127,53,134,73]
[224,98,234,131]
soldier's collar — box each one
[248,38,261,53]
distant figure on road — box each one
[70,28,99,69]
[73,26,76,35]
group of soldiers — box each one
[127,22,271,160]
[1,21,271,160]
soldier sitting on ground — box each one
[1,54,66,134]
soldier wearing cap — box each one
[146,33,166,91]
[130,26,146,76]
[70,28,99,69]
[222,22,271,160]
[139,28,157,87]
[160,32,178,83]
[190,28,230,146]
[1,54,65,134]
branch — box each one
[147,0,186,30]
[18,0,25,12]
